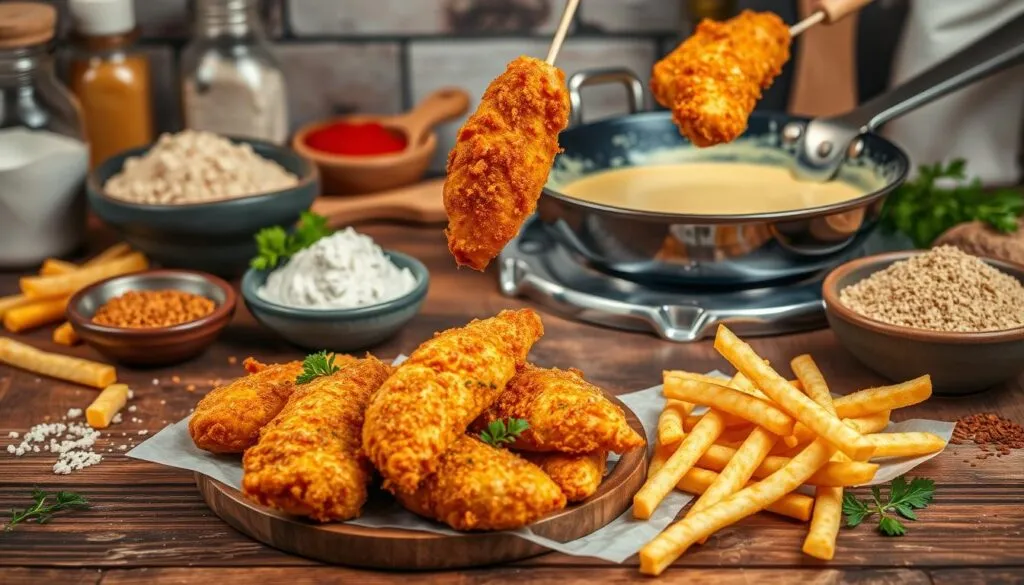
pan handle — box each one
[566,68,647,127]
[791,10,1024,181]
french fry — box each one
[649,441,677,478]
[714,325,875,461]
[84,242,132,266]
[833,376,933,419]
[0,337,116,389]
[3,297,69,333]
[664,375,795,436]
[785,410,892,448]
[86,383,129,428]
[697,443,879,487]
[658,399,694,447]
[19,251,148,299]
[39,258,79,276]
[0,294,31,318]
[53,321,81,346]
[866,432,946,458]
[678,467,813,522]
[684,412,750,431]
[640,437,837,575]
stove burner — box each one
[499,219,858,342]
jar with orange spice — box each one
[67,0,154,168]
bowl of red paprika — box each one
[293,87,470,195]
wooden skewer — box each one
[788,0,873,36]
[545,0,581,65]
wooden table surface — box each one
[2,224,1023,585]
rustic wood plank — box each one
[931,568,1024,585]
[0,568,100,585]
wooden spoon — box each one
[311,178,446,225]
[380,87,471,150]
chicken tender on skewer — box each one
[473,364,644,455]
[242,356,392,522]
[652,10,791,147]
[362,309,545,494]
[188,357,315,453]
[395,435,567,530]
[443,55,571,271]
[521,450,608,503]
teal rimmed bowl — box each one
[241,250,429,351]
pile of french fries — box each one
[0,243,147,345]
[635,325,943,576]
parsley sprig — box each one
[295,351,341,385]
[250,211,332,270]
[479,418,529,447]
[842,476,935,536]
[881,159,1024,248]
[6,489,90,531]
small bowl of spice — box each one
[292,87,470,195]
[67,270,237,366]
[241,225,428,352]
[823,246,1024,395]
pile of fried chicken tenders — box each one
[188,308,643,530]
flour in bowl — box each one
[259,228,417,309]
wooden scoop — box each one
[311,178,446,225]
[293,88,470,195]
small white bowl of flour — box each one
[243,228,428,351]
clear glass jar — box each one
[0,3,89,267]
[180,0,289,144]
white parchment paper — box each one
[128,368,953,563]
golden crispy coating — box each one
[522,450,608,503]
[474,364,644,454]
[443,55,570,271]
[188,357,310,453]
[395,435,566,530]
[363,309,545,494]
[651,10,790,147]
[241,356,392,522]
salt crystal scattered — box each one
[7,431,18,439]
[127,389,135,399]
[138,430,148,436]
[128,405,137,413]
[66,408,83,419]
[112,413,122,424]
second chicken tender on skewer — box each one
[473,364,644,454]
[363,309,545,494]
[521,450,608,503]
[396,435,567,530]
[443,55,571,271]
[651,10,791,147]
[242,355,392,522]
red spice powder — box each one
[304,121,406,156]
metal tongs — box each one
[790,11,1024,182]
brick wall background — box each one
[43,0,910,172]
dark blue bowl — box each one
[88,137,320,276]
[241,250,429,352]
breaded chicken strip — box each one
[241,356,392,522]
[363,309,544,494]
[474,364,644,454]
[443,55,571,271]
[651,10,790,147]
[188,357,311,453]
[522,450,608,503]
[395,435,566,530]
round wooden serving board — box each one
[195,393,649,570]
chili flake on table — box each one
[92,290,215,328]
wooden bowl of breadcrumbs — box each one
[823,247,1024,395]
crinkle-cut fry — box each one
[664,375,795,437]
[678,467,813,522]
[866,432,946,458]
[714,325,875,461]
[19,252,148,299]
[3,297,68,333]
[658,398,694,447]
[84,242,132,266]
[52,321,81,346]
[833,376,933,419]
[0,294,32,318]
[39,258,79,276]
[86,383,129,428]
[0,337,116,389]
[697,443,878,487]
[640,437,836,576]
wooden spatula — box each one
[787,0,861,117]
[311,178,446,225]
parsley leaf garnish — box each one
[842,476,935,536]
[6,489,90,531]
[479,418,529,447]
[296,351,341,385]
[250,211,332,270]
[881,159,1024,248]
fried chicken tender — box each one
[395,435,566,530]
[473,364,644,454]
[241,356,392,522]
[363,309,545,494]
[188,357,311,453]
[443,55,571,271]
[651,10,791,147]
[522,450,608,503]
